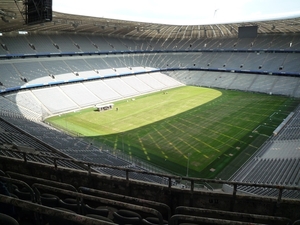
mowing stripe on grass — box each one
[46,86,300,177]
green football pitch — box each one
[46,86,300,178]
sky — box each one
[53,0,300,25]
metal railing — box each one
[1,149,300,204]
[0,195,116,225]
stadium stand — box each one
[1,50,300,97]
[0,64,24,88]
[0,36,35,54]
[32,87,79,114]
[59,83,100,107]
[226,105,300,198]
[0,115,169,185]
[0,2,300,224]
[25,34,59,53]
[1,156,299,224]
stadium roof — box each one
[53,0,300,26]
[1,1,300,39]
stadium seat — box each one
[178,224,198,225]
[58,198,80,214]
[113,209,142,225]
[14,188,32,202]
[45,207,75,225]
[0,170,5,176]
[142,216,168,225]
[86,214,114,223]
[83,204,109,217]
[175,206,292,225]
[40,193,59,207]
[0,213,19,225]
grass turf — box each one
[46,86,300,178]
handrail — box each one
[0,194,116,225]
[1,152,300,201]
[33,183,82,215]
[7,171,77,192]
[0,175,35,202]
[168,214,268,225]
[32,183,165,225]
[175,206,291,224]
[79,186,172,219]
[0,48,299,60]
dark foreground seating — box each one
[0,213,19,225]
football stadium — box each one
[0,0,300,224]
